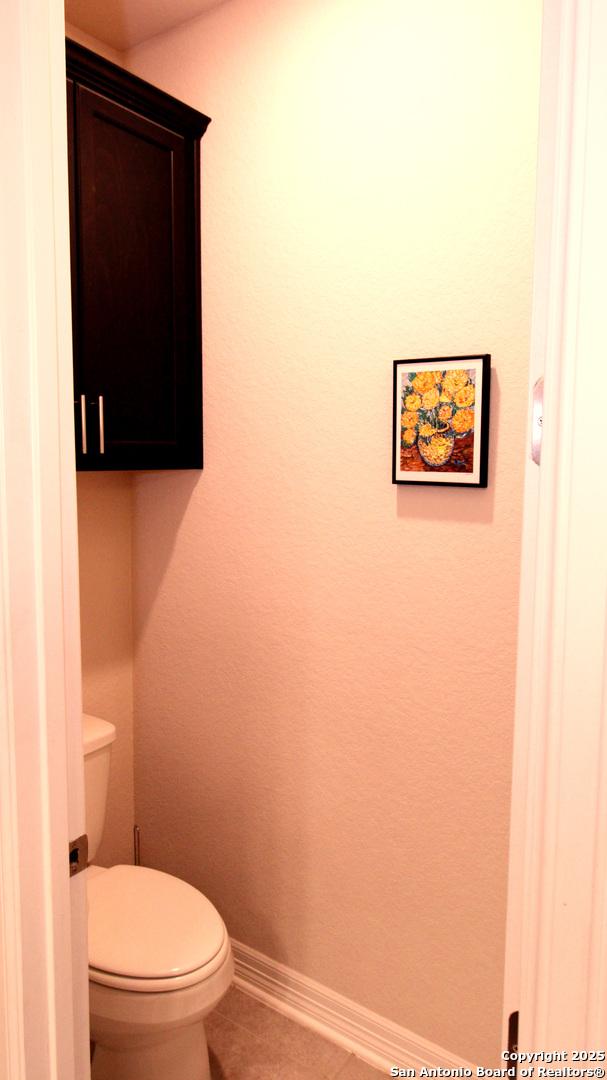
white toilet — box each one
[83,713,233,1080]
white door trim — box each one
[505,0,607,1050]
[0,0,89,1077]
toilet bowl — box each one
[87,866,233,1080]
[83,715,233,1080]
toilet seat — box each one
[87,865,228,993]
[89,932,232,993]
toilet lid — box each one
[87,865,226,979]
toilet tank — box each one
[82,713,116,862]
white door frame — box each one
[504,0,607,1052]
[0,0,89,1077]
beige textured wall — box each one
[77,473,134,867]
[124,0,541,1063]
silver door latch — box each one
[531,377,544,465]
[69,834,88,877]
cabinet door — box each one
[72,85,202,469]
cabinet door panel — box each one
[73,85,201,468]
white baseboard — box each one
[231,939,476,1074]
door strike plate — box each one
[69,833,88,877]
[508,1011,519,1077]
[531,377,544,465]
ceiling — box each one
[64,0,228,51]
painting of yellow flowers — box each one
[392,354,490,487]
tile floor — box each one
[208,986,387,1079]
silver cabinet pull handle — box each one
[80,394,87,454]
[99,395,105,454]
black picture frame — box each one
[392,354,490,487]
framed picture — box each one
[392,354,490,487]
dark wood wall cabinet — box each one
[66,41,211,470]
